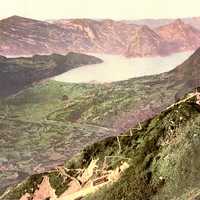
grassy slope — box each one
[84,95,200,200]
[0,72,184,193]
[1,48,200,195]
[0,76,184,195]
[0,73,182,127]
[3,94,200,200]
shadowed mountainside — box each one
[0,16,97,56]
[0,52,102,97]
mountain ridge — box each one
[1,16,200,57]
[157,19,200,52]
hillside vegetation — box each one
[1,47,200,197]
[2,93,200,200]
[0,52,102,97]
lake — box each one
[53,51,193,83]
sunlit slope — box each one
[1,47,200,195]
[3,93,200,200]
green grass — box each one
[4,95,200,200]
[0,72,185,194]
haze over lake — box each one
[53,51,193,83]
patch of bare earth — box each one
[19,159,129,200]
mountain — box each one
[1,16,200,57]
[168,46,200,99]
[156,19,200,51]
[131,17,200,29]
[0,52,102,97]
[54,18,138,54]
[2,92,200,200]
[56,18,200,57]
[0,16,139,56]
[129,18,174,28]
[125,25,172,57]
[0,16,99,56]
[184,17,200,30]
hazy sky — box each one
[1,0,200,20]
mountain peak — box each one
[136,25,159,37]
[0,15,41,24]
[138,25,152,32]
[172,18,185,27]
[125,25,165,57]
[2,15,26,21]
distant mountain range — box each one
[1,15,200,57]
[130,16,200,29]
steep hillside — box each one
[168,46,200,99]
[54,18,138,54]
[2,93,200,200]
[0,16,98,56]
[157,19,200,52]
[1,46,200,195]
[0,16,138,56]
[125,25,172,57]
[1,16,200,57]
[0,52,102,97]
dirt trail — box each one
[19,156,130,200]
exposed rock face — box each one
[0,16,98,56]
[54,18,138,54]
[125,26,172,57]
[157,19,200,51]
[0,16,138,56]
[1,16,200,57]
[0,52,102,97]
[126,19,200,57]
[53,18,200,57]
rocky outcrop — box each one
[125,25,172,57]
[1,16,200,57]
[157,19,200,52]
[0,16,98,56]
[54,18,138,54]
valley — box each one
[1,10,200,200]
[1,47,200,195]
